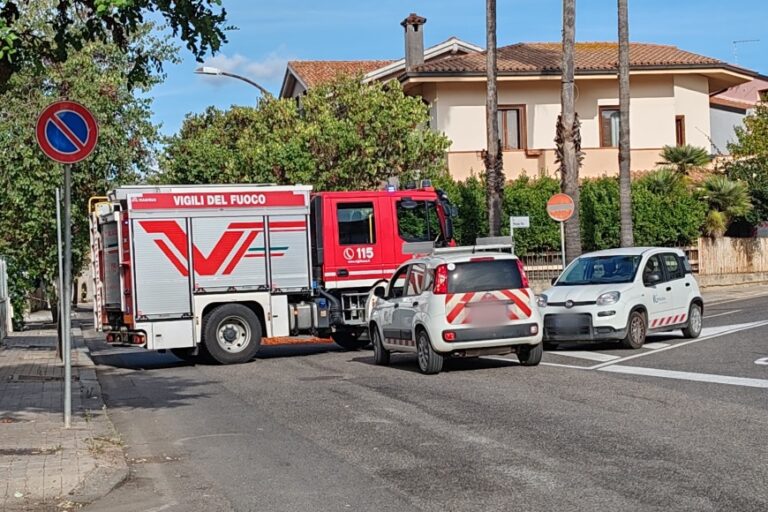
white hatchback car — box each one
[369,251,543,374]
[538,247,703,349]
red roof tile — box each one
[289,60,395,87]
[411,42,726,74]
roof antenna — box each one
[731,39,759,64]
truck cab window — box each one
[338,203,376,245]
[397,200,442,243]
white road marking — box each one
[549,351,619,362]
[703,309,741,319]
[483,356,586,370]
[642,342,670,349]
[755,357,768,366]
[588,320,768,370]
[599,365,768,389]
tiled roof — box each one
[711,78,768,109]
[411,42,726,74]
[289,60,395,87]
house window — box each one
[599,106,620,148]
[675,115,686,146]
[337,202,376,245]
[497,105,526,150]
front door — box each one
[326,200,384,287]
[642,254,674,329]
[381,265,413,349]
[660,252,689,323]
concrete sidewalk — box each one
[0,311,127,511]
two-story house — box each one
[281,13,759,180]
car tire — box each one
[416,330,443,375]
[682,303,703,339]
[331,330,368,351]
[620,310,647,349]
[371,327,390,366]
[202,304,262,364]
[518,342,543,366]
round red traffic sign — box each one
[35,101,99,164]
[546,193,575,222]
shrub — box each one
[724,156,768,226]
[580,177,620,251]
[658,144,711,174]
[502,175,561,254]
[632,179,707,246]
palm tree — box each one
[558,0,582,262]
[658,144,711,174]
[484,0,504,236]
[698,175,752,237]
[618,0,633,247]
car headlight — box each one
[536,294,548,308]
[596,291,621,306]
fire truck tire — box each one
[331,330,368,351]
[202,304,262,364]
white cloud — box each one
[199,49,292,88]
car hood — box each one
[542,282,634,303]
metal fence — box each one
[0,257,10,340]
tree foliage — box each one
[725,156,768,225]
[697,175,751,237]
[0,0,226,87]
[158,76,452,190]
[658,144,710,174]
[729,101,768,158]
[0,23,172,324]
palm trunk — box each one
[560,0,582,262]
[485,0,504,237]
[618,0,633,247]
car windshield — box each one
[448,260,523,293]
[556,255,642,286]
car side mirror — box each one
[644,272,662,286]
[374,286,386,299]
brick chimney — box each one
[401,13,427,71]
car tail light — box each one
[433,264,448,295]
[132,334,145,345]
[443,330,456,342]
[106,333,114,343]
[516,259,530,289]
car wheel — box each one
[202,304,262,364]
[620,310,647,349]
[416,330,443,375]
[371,327,390,366]
[331,330,368,351]
[682,303,703,339]
[518,342,543,366]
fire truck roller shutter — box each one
[267,215,311,291]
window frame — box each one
[675,115,686,146]
[336,201,376,246]
[661,253,685,281]
[387,265,410,299]
[405,263,429,297]
[599,106,620,148]
[642,254,667,285]
[498,104,527,150]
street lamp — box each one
[195,66,272,98]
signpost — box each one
[36,100,99,428]
[509,216,530,249]
[546,193,575,271]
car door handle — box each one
[393,303,399,309]
[685,283,690,287]
[412,301,419,307]
[666,287,672,291]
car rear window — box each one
[448,260,522,293]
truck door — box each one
[325,199,386,288]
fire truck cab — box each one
[89,183,454,364]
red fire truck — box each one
[89,183,455,364]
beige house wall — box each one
[427,74,713,180]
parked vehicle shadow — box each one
[351,353,519,374]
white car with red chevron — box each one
[368,248,543,374]
[539,247,704,349]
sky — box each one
[151,0,767,136]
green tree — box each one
[159,76,452,190]
[725,156,768,225]
[729,101,768,158]
[697,175,752,237]
[0,0,226,87]
[658,144,710,174]
[0,26,173,324]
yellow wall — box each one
[428,74,712,179]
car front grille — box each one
[544,314,592,336]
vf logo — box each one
[343,248,355,260]
[140,220,262,277]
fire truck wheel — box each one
[331,330,368,351]
[202,304,262,364]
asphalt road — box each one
[84,292,768,512]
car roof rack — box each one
[402,237,515,256]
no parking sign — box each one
[35,100,98,164]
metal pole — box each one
[559,221,566,271]
[63,165,72,428]
[56,188,64,361]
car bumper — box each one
[542,312,627,342]
[434,323,542,353]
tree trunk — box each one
[618,0,634,247]
[560,0,582,262]
[485,0,504,237]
